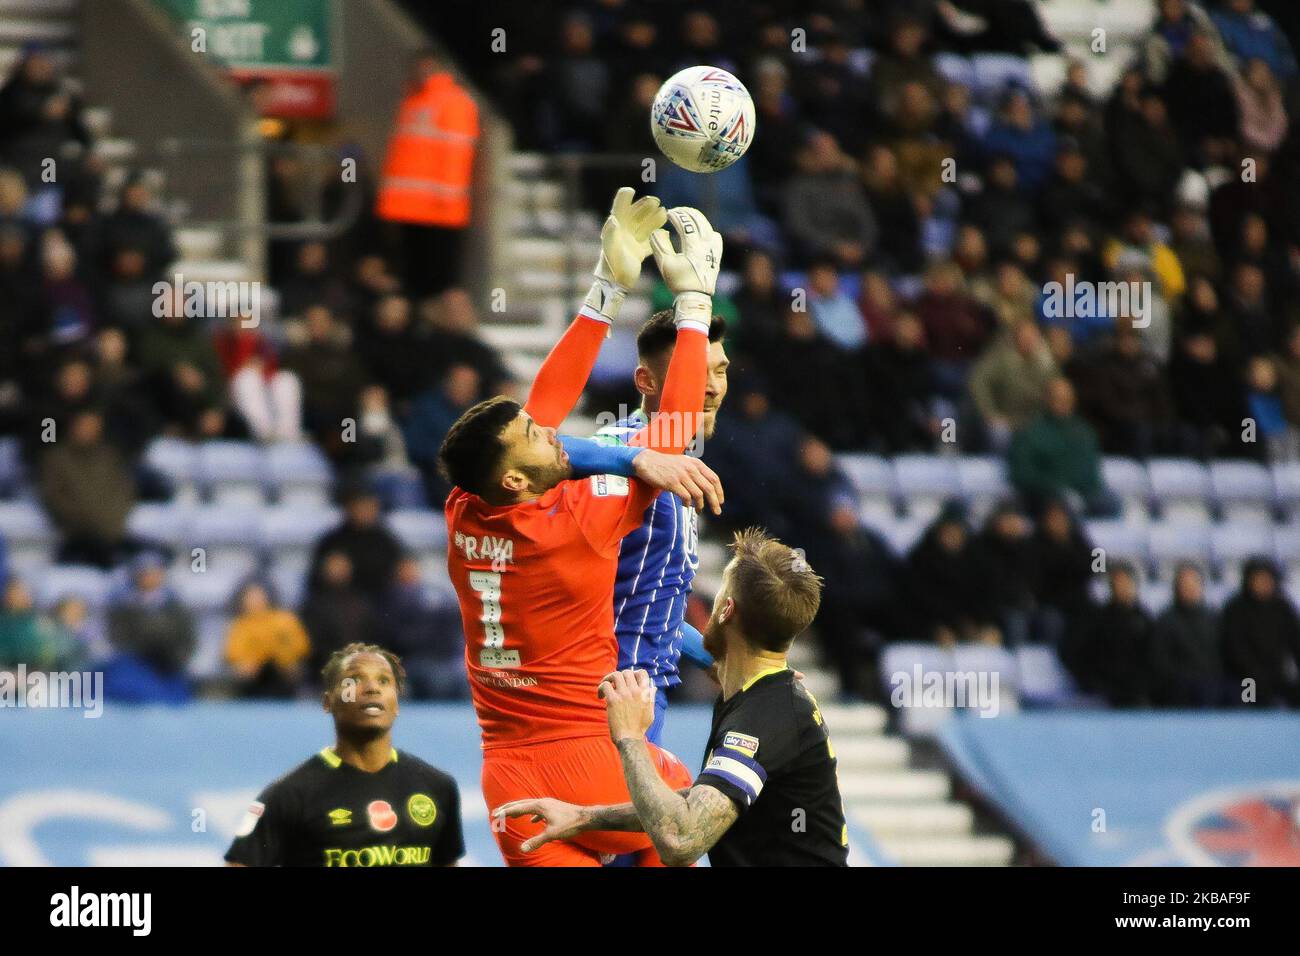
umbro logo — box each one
[328,807,352,826]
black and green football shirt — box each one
[695,668,849,866]
[224,747,465,867]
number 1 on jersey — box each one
[468,570,521,668]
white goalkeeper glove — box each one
[582,186,668,324]
[649,206,723,335]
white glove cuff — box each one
[581,277,626,326]
[672,292,712,336]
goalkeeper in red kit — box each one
[438,188,724,866]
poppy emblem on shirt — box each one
[368,800,398,832]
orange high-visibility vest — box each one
[376,72,479,228]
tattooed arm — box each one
[612,737,739,866]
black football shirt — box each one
[225,747,465,867]
[695,668,849,866]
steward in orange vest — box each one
[377,63,479,229]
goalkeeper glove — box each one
[649,206,723,335]
[582,187,668,325]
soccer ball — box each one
[650,66,755,174]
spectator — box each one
[909,260,993,393]
[1027,497,1095,647]
[301,550,376,674]
[976,501,1038,648]
[281,305,369,456]
[1151,563,1224,707]
[276,240,351,319]
[1063,563,1153,707]
[1108,81,1185,216]
[965,154,1037,257]
[1232,58,1288,154]
[782,130,877,268]
[39,408,136,568]
[1210,0,1296,79]
[1009,377,1116,517]
[1040,138,1110,233]
[100,173,176,281]
[308,486,402,601]
[860,144,922,273]
[213,315,302,444]
[136,299,227,439]
[903,502,1000,647]
[375,555,466,700]
[730,249,785,354]
[1144,0,1227,84]
[806,257,867,352]
[980,87,1058,194]
[0,46,89,188]
[1169,207,1222,283]
[104,552,196,701]
[862,312,938,453]
[968,321,1058,452]
[53,593,108,662]
[1101,209,1186,303]
[42,234,97,347]
[1169,330,1246,458]
[224,580,311,698]
[1244,354,1299,462]
[0,578,80,669]
[1073,324,1176,457]
[420,289,513,400]
[403,364,481,504]
[1163,29,1241,167]
[1220,557,1300,706]
[376,49,479,300]
[869,14,943,114]
[355,294,430,408]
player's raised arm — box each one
[523,187,667,428]
[629,207,721,455]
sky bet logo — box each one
[50,886,151,936]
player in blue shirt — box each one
[560,311,729,744]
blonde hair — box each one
[725,528,824,651]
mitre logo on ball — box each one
[651,65,755,173]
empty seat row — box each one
[143,438,335,506]
[1086,519,1300,584]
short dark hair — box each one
[726,528,824,652]
[437,396,521,497]
[321,642,407,695]
[636,309,727,362]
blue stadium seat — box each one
[879,642,957,736]
[1147,521,1212,582]
[837,453,895,523]
[1209,460,1274,524]
[143,437,199,503]
[933,52,976,89]
[951,644,1019,707]
[170,565,243,614]
[386,509,447,553]
[265,441,334,508]
[126,502,194,550]
[191,611,231,680]
[35,565,112,611]
[1205,579,1236,610]
[892,454,960,523]
[260,506,342,551]
[1147,458,1213,523]
[0,436,24,498]
[1100,457,1151,522]
[269,559,308,611]
[1084,520,1148,581]
[1211,523,1274,587]
[1273,526,1300,582]
[1139,581,1171,614]
[0,500,54,576]
[1270,462,1300,521]
[875,516,929,558]
[970,53,1035,101]
[197,440,267,506]
[1014,646,1097,709]
[185,506,264,580]
[956,456,1011,523]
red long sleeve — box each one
[629,327,707,454]
[523,314,608,428]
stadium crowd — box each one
[2,0,1300,710]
